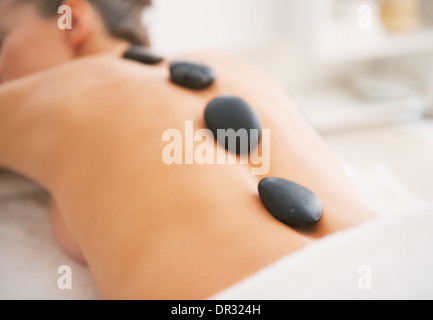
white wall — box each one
[147,0,282,55]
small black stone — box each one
[204,95,262,155]
[170,60,216,90]
[123,45,164,65]
[258,178,323,227]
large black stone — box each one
[123,45,164,65]
[170,60,216,90]
[204,95,262,155]
[258,178,323,227]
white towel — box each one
[212,206,433,300]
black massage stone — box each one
[204,95,262,155]
[170,60,216,90]
[258,178,323,227]
[123,45,164,65]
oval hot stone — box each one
[258,177,323,227]
[123,45,164,65]
[170,61,216,90]
[204,95,262,155]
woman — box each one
[0,0,377,299]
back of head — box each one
[88,0,152,46]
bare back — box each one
[0,52,377,299]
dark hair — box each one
[21,0,152,46]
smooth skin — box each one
[0,0,377,299]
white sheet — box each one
[212,206,433,300]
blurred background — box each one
[148,0,433,205]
